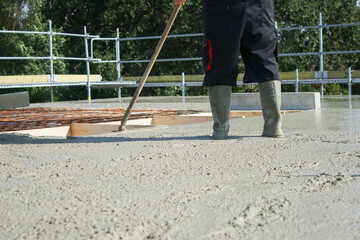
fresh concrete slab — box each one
[231,92,321,110]
[0,91,30,110]
[0,97,359,239]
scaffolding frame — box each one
[1,14,360,102]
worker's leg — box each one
[202,0,246,139]
[239,0,283,137]
[202,1,244,87]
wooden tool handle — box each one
[119,5,182,131]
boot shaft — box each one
[208,85,232,139]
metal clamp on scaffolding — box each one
[315,71,328,80]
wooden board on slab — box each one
[0,126,71,138]
[151,112,245,126]
[70,123,166,136]
[151,110,302,126]
[230,110,302,117]
[1,111,303,138]
[70,123,119,136]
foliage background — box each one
[1,0,360,102]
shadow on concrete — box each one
[279,174,360,178]
[0,134,260,145]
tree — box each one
[275,0,360,93]
[1,0,360,101]
[40,0,204,97]
[275,0,360,72]
[0,0,68,101]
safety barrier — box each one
[0,13,359,102]
[117,69,359,99]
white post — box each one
[348,67,352,96]
[116,28,122,101]
[49,20,55,102]
[84,26,91,103]
[296,68,299,93]
[348,67,352,109]
[319,13,324,98]
[182,72,185,103]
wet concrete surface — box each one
[322,95,360,109]
[31,94,360,109]
[1,95,359,239]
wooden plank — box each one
[2,111,302,137]
[122,70,359,84]
[125,118,153,125]
[1,70,356,86]
[56,75,101,82]
[1,126,71,138]
[0,119,154,138]
[282,110,303,114]
[152,110,302,126]
[70,123,165,136]
[328,70,360,79]
[230,110,301,117]
[70,118,154,136]
[151,110,302,126]
[70,123,120,136]
[231,111,263,117]
[152,115,212,125]
[280,71,315,80]
[0,75,101,84]
[0,75,48,84]
[79,118,153,126]
[152,112,245,126]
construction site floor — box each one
[0,95,359,239]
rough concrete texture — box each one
[0,96,359,240]
[0,91,30,110]
[231,92,321,110]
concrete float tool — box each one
[119,4,182,131]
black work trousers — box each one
[202,0,280,86]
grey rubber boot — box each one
[208,85,232,139]
[259,80,284,137]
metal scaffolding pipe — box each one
[0,57,51,60]
[348,67,352,96]
[319,13,324,98]
[84,26,92,103]
[116,28,122,100]
[49,20,55,103]
[0,14,359,99]
[54,32,99,38]
[296,69,299,93]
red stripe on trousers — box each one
[206,39,213,71]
